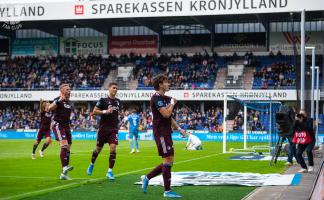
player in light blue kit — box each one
[128,108,140,154]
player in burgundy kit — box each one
[31,100,53,159]
[86,82,121,180]
[141,75,186,198]
[47,84,74,180]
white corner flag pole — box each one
[244,103,247,150]
[223,95,227,153]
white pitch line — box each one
[0,144,157,156]
[0,176,88,180]
[1,152,222,200]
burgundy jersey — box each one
[53,97,72,127]
[39,111,53,131]
[150,93,172,136]
[96,97,121,130]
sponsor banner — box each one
[214,33,266,52]
[228,64,244,78]
[0,89,297,101]
[270,32,324,55]
[228,155,287,161]
[109,35,157,55]
[11,38,58,56]
[172,132,270,142]
[138,130,154,140]
[0,38,9,56]
[60,37,107,55]
[162,34,210,47]
[161,46,211,54]
[2,130,324,143]
[134,172,299,186]
[0,130,128,140]
[1,0,323,22]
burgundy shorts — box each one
[36,129,51,141]
[52,122,72,145]
[97,129,118,147]
[154,133,174,158]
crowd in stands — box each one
[232,109,266,132]
[135,52,219,89]
[0,103,271,132]
[253,61,296,89]
[0,55,112,90]
[0,52,305,90]
[173,105,224,131]
[0,106,39,129]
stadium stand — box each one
[2,53,322,91]
[0,55,111,90]
[1,103,274,132]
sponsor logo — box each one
[108,105,119,111]
[282,32,310,44]
[157,101,164,107]
[45,112,52,117]
[62,37,105,55]
[74,5,84,15]
[2,21,22,31]
[1,4,22,30]
[64,103,71,109]
[1,2,44,29]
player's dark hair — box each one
[108,82,118,88]
[152,74,168,91]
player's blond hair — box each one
[40,99,48,112]
[59,83,70,91]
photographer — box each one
[293,110,315,173]
[285,107,297,166]
[276,106,297,166]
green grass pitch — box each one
[0,140,286,200]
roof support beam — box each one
[190,16,212,32]
[255,14,269,32]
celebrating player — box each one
[87,82,121,180]
[141,75,186,198]
[128,108,140,154]
[31,99,53,159]
[47,84,74,180]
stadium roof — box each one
[0,0,324,36]
[1,11,324,37]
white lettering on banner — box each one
[110,40,156,47]
[109,36,158,55]
[0,90,297,101]
[1,0,323,21]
